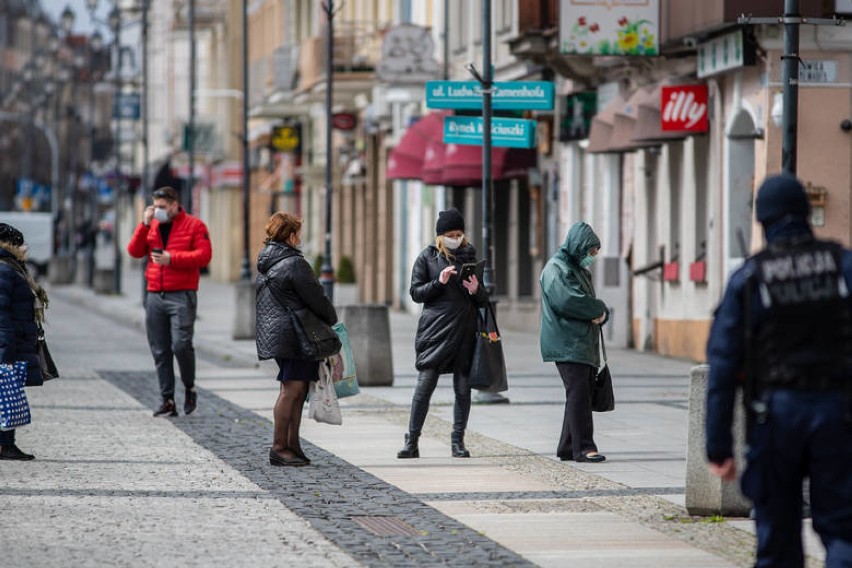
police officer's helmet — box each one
[754,173,810,226]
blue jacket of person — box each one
[705,174,852,464]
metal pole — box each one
[69,68,80,263]
[141,0,151,304]
[142,1,150,194]
[88,53,97,288]
[443,0,449,80]
[113,16,122,294]
[188,0,196,211]
[320,0,335,301]
[781,0,799,175]
[481,0,494,296]
[240,0,251,281]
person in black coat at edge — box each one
[398,208,490,459]
[0,223,47,460]
[255,212,337,467]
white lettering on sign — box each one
[493,85,547,99]
[662,90,707,129]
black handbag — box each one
[592,329,615,412]
[289,306,342,361]
[37,323,59,381]
[468,304,508,392]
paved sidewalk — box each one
[36,267,826,567]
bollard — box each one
[93,268,116,295]
[47,256,74,285]
[685,364,751,516]
[338,304,393,386]
[232,279,256,340]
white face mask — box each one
[443,235,463,250]
[154,207,170,223]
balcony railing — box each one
[298,20,387,91]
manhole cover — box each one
[351,516,421,537]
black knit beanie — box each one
[435,208,465,235]
[755,173,810,226]
[0,223,24,247]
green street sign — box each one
[426,81,554,110]
[443,116,536,148]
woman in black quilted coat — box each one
[0,223,46,460]
[397,209,489,459]
[255,212,337,467]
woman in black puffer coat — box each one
[256,212,337,467]
[397,209,489,459]
[0,223,46,461]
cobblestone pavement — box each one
[99,370,534,567]
[1,373,357,568]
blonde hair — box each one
[265,212,302,244]
[434,234,469,261]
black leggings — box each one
[407,368,471,437]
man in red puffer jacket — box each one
[127,186,212,418]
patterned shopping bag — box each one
[0,361,31,430]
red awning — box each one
[387,111,448,181]
[441,143,537,186]
[421,139,446,185]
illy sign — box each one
[661,85,709,132]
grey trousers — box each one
[145,291,197,401]
[556,362,598,459]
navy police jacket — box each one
[705,227,852,464]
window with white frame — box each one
[451,1,466,54]
[495,0,513,35]
[473,0,483,45]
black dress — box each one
[275,358,319,382]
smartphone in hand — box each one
[459,260,485,281]
[152,248,163,254]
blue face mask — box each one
[579,255,596,269]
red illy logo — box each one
[661,85,709,132]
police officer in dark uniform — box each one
[705,173,852,567]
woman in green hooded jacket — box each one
[540,222,608,462]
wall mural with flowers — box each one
[559,0,659,56]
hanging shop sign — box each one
[559,91,597,141]
[113,92,141,120]
[271,124,301,153]
[331,113,358,131]
[697,29,755,78]
[660,85,708,133]
[560,0,660,56]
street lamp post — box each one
[240,0,250,282]
[231,0,255,341]
[111,6,123,294]
[320,0,336,302]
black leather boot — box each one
[396,433,420,459]
[451,432,470,458]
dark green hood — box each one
[559,222,601,264]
